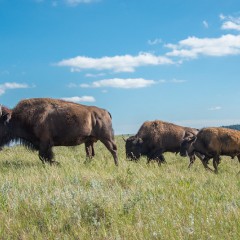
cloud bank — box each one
[56,14,240,76]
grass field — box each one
[0,136,240,239]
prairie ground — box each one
[0,136,240,239]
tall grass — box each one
[0,136,240,239]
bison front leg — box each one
[147,149,165,165]
[85,141,95,158]
[84,141,95,165]
[156,154,166,165]
[188,154,196,168]
[213,155,220,173]
[237,155,240,163]
[236,155,240,175]
[38,142,56,165]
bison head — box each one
[180,135,196,157]
[125,136,143,160]
[0,105,11,125]
[0,105,12,147]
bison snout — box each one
[126,152,139,161]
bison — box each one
[0,98,118,165]
[124,120,199,166]
[180,127,240,173]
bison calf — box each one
[180,127,240,173]
[0,98,118,166]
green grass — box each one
[0,136,240,239]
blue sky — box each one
[1,0,240,134]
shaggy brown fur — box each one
[180,127,240,173]
[0,98,118,165]
[125,120,198,165]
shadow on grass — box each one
[0,159,39,169]
[0,159,55,171]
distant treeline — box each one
[221,124,240,131]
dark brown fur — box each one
[180,127,240,173]
[0,98,118,165]
[125,120,198,165]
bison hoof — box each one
[49,161,60,166]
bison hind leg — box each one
[100,139,118,166]
[200,156,215,173]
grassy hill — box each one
[221,124,240,131]
[0,136,240,239]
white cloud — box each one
[148,38,162,45]
[80,78,158,89]
[68,78,185,89]
[52,1,58,7]
[222,21,240,31]
[203,20,209,28]
[0,82,30,96]
[85,73,106,78]
[165,34,240,58]
[61,96,95,103]
[219,14,226,20]
[208,106,222,111]
[56,52,173,73]
[34,0,99,6]
[65,0,99,6]
[220,14,240,31]
[67,83,78,88]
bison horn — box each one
[122,135,127,142]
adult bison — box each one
[180,127,240,173]
[0,98,118,165]
[124,120,199,165]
